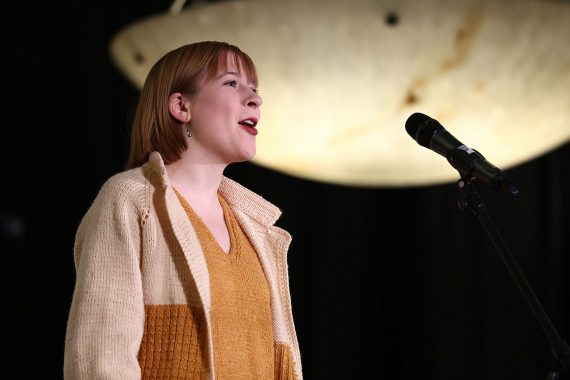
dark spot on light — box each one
[385,12,399,27]
[133,51,145,65]
[405,91,419,105]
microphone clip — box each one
[446,148,520,198]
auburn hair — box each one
[126,41,258,169]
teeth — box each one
[242,120,254,126]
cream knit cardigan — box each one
[64,152,302,379]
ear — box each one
[168,92,191,123]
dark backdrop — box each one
[4,1,568,379]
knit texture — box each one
[138,305,209,379]
[274,343,296,379]
[64,151,302,380]
[176,190,275,379]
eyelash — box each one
[225,80,239,88]
[224,80,258,93]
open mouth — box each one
[238,118,258,135]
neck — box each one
[165,149,227,205]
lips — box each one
[238,118,258,136]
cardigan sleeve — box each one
[64,177,146,379]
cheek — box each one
[191,93,236,131]
[192,102,221,126]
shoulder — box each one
[80,152,166,225]
[86,167,151,218]
[99,167,148,199]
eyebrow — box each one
[216,71,240,80]
[215,71,258,89]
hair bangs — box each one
[205,47,258,87]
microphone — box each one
[405,112,519,197]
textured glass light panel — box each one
[110,0,570,186]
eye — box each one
[224,80,238,88]
[250,87,258,94]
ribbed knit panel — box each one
[138,304,209,379]
[274,343,297,380]
[176,190,275,379]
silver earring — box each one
[185,123,192,138]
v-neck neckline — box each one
[174,188,239,258]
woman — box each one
[64,41,302,379]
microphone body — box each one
[405,112,519,196]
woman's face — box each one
[188,54,262,164]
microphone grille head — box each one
[405,112,443,148]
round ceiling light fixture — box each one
[110,0,570,187]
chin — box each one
[241,145,256,161]
[241,151,256,162]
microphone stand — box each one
[456,176,570,379]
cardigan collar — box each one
[142,151,283,228]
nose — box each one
[245,89,262,108]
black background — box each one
[3,1,569,379]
